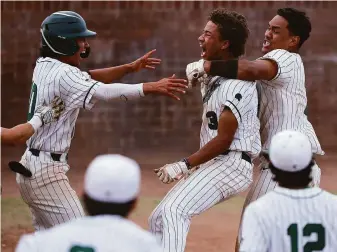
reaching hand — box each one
[34,96,65,125]
[143,74,188,100]
[129,49,162,73]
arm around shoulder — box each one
[204,58,278,81]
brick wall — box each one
[1,1,337,159]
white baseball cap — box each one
[84,154,141,203]
[268,130,313,172]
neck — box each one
[59,56,77,67]
[217,51,236,61]
[288,47,299,53]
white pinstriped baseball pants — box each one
[149,152,253,252]
[16,149,84,231]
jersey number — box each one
[206,111,218,130]
[27,82,38,121]
[70,245,95,252]
[287,223,325,252]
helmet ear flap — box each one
[41,28,79,56]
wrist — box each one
[28,115,43,132]
[125,63,134,74]
[182,157,192,170]
[142,82,155,95]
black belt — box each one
[29,149,68,162]
[221,150,251,164]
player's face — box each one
[262,15,298,53]
[66,38,89,67]
[198,21,227,60]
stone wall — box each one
[1,1,336,159]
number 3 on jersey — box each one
[206,111,218,130]
[287,223,325,252]
[27,82,38,121]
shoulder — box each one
[321,190,337,203]
[219,79,255,90]
[120,218,159,247]
[260,49,298,65]
[245,192,275,215]
[16,218,86,250]
[58,65,90,81]
[261,49,290,59]
[221,79,256,96]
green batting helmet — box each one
[41,11,96,58]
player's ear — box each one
[289,36,300,48]
[221,40,230,51]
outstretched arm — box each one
[203,59,278,81]
[88,49,161,83]
[1,97,65,146]
[92,75,187,103]
[1,124,35,146]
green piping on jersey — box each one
[27,82,38,121]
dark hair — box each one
[83,193,136,217]
[208,8,249,57]
[270,160,314,188]
[277,8,312,48]
[40,45,60,59]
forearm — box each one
[93,83,145,101]
[186,136,232,167]
[204,59,259,81]
[1,123,35,145]
[88,64,133,84]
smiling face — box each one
[198,21,228,61]
[60,38,89,67]
[262,15,299,54]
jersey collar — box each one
[273,186,323,199]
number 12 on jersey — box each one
[287,223,325,252]
[27,82,38,121]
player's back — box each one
[16,215,160,252]
[257,49,323,155]
[249,187,337,252]
[27,57,99,153]
[200,77,261,159]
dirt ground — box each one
[1,151,336,252]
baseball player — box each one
[16,154,161,252]
[186,8,324,249]
[240,130,337,252]
[1,97,64,146]
[149,9,261,252]
[16,11,187,231]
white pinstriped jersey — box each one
[257,49,323,154]
[27,57,101,153]
[199,77,261,158]
[16,215,160,252]
[240,187,337,252]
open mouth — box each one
[200,44,206,57]
[263,40,271,47]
